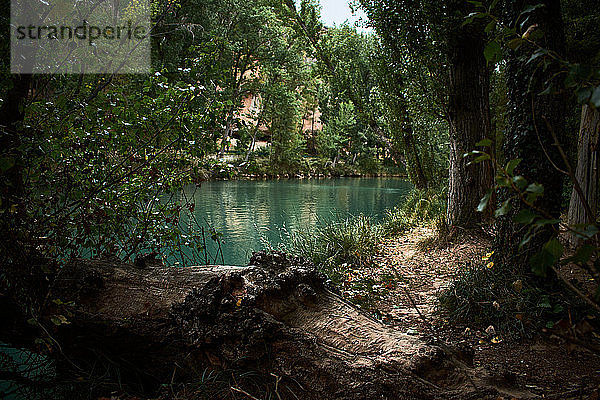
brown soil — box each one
[365,227,600,400]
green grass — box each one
[279,186,447,312]
[381,186,448,237]
[285,186,447,275]
[285,214,383,278]
[436,260,578,337]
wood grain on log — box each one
[47,252,501,399]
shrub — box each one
[285,214,383,281]
[436,258,578,337]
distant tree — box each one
[370,42,431,188]
[360,0,493,227]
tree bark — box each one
[383,87,429,189]
[568,105,600,247]
[497,0,566,268]
[402,125,429,189]
[446,13,494,230]
[219,115,234,158]
[35,251,509,399]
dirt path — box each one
[367,227,600,400]
[372,227,489,331]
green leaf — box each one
[463,150,486,158]
[495,199,512,217]
[485,20,497,34]
[571,223,599,239]
[521,3,545,16]
[526,49,548,65]
[539,83,555,96]
[476,138,493,147]
[505,158,522,175]
[470,154,491,164]
[478,190,493,212]
[513,209,537,224]
[545,238,563,258]
[576,87,594,105]
[519,226,535,248]
[525,183,544,203]
[484,40,502,64]
[533,218,560,228]
[566,64,592,88]
[507,38,524,50]
[50,314,70,326]
[513,175,528,190]
[563,244,596,264]
[496,175,511,188]
[530,238,563,277]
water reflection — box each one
[175,177,412,266]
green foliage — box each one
[463,1,600,109]
[316,101,355,161]
[466,142,600,318]
[314,27,386,168]
[285,214,383,275]
[283,213,389,311]
[380,186,447,236]
[285,186,446,279]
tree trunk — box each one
[400,119,429,190]
[497,0,566,268]
[568,105,600,247]
[219,116,234,158]
[29,251,518,399]
[0,75,39,316]
[446,12,493,230]
[383,90,429,189]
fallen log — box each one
[47,251,494,399]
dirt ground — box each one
[366,227,600,400]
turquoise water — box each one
[172,177,412,266]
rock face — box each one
[49,251,484,399]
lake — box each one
[170,177,412,266]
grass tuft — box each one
[285,214,383,277]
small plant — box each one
[380,186,447,237]
[285,214,383,277]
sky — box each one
[319,0,371,31]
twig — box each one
[230,386,260,400]
[551,266,600,313]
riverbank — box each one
[364,227,600,399]
[188,154,406,182]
